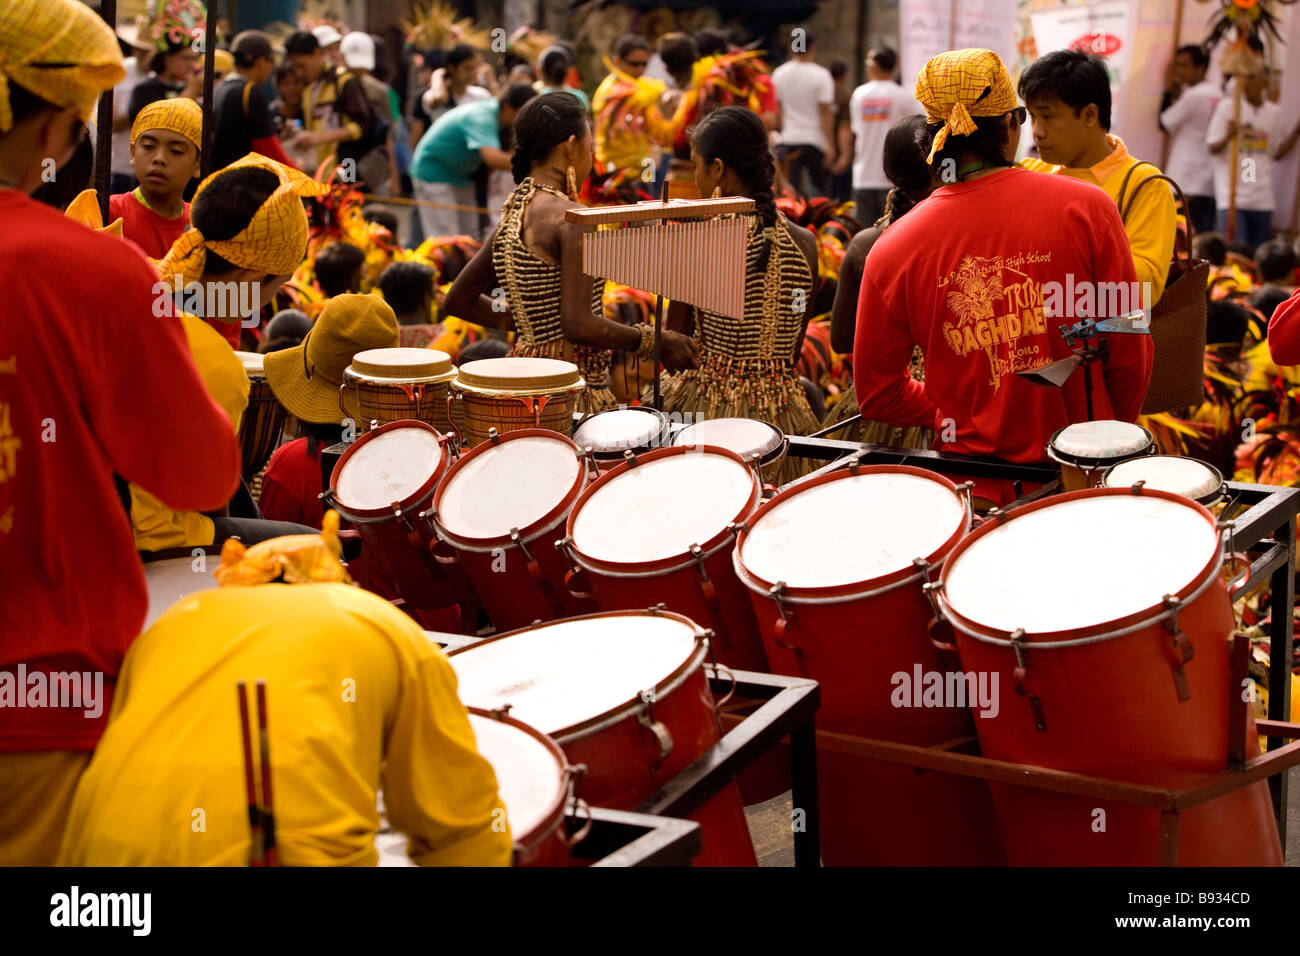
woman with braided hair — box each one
[823,114,935,447]
[658,105,821,483]
[444,92,700,414]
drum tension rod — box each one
[921,579,944,621]
[1161,595,1193,702]
[636,696,674,771]
[1010,629,1047,732]
[1128,479,1147,495]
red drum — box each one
[143,555,220,631]
[559,445,768,672]
[571,406,670,471]
[935,486,1282,865]
[431,429,596,631]
[733,464,1002,865]
[323,420,468,620]
[449,611,756,867]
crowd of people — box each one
[4,0,1300,868]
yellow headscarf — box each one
[914,48,1019,164]
[131,96,204,151]
[157,152,331,285]
[0,0,125,133]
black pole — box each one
[200,0,218,179]
[95,0,118,223]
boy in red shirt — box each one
[854,49,1152,505]
[109,97,203,258]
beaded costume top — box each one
[492,179,611,393]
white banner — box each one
[900,0,1020,86]
[1029,0,1134,90]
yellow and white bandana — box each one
[131,96,204,151]
[914,48,1019,164]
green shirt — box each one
[411,99,501,187]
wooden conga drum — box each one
[235,351,289,480]
[341,347,459,432]
[450,357,584,449]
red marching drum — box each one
[449,610,757,866]
[733,463,1003,865]
[558,444,769,673]
[322,420,469,629]
[934,486,1283,865]
[431,428,596,632]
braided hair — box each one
[510,91,588,185]
[881,114,931,226]
[691,106,778,270]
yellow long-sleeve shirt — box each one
[56,582,511,866]
[591,64,686,179]
[1023,135,1177,306]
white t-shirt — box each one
[772,60,834,152]
[1207,95,1283,211]
[110,57,146,176]
[1159,80,1220,197]
[848,80,923,190]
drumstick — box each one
[256,680,278,867]
[236,682,265,867]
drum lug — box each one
[769,581,801,650]
[1010,629,1046,732]
[1128,479,1147,495]
[921,580,945,621]
[645,603,668,616]
[1161,595,1194,702]
[488,427,501,444]
[955,481,975,517]
[690,543,719,611]
[487,703,513,720]
[319,487,338,507]
[623,448,638,468]
[636,699,674,772]
[554,536,579,572]
[727,521,748,537]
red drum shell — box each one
[563,445,768,673]
[939,486,1282,865]
[433,429,596,631]
[734,464,1002,865]
[450,610,756,867]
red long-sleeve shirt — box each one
[1267,288,1300,365]
[0,191,241,752]
[854,167,1152,501]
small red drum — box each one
[143,555,220,631]
[1102,454,1227,508]
[451,357,585,449]
[449,611,757,867]
[733,463,1001,865]
[322,420,467,617]
[1046,420,1154,491]
[571,406,669,470]
[431,428,596,631]
[935,486,1282,865]
[560,444,768,672]
[235,351,289,480]
[672,417,788,484]
[342,347,459,432]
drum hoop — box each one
[1099,457,1226,507]
[327,420,448,519]
[452,611,710,745]
[1046,424,1154,470]
[452,380,585,398]
[467,706,571,856]
[432,429,586,548]
[573,406,671,460]
[564,443,759,574]
[936,486,1226,649]
[346,369,458,387]
[732,463,971,603]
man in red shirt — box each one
[1267,288,1300,365]
[109,97,203,258]
[0,0,241,864]
[854,48,1152,505]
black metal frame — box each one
[574,807,702,867]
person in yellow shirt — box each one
[1019,49,1177,309]
[57,515,512,866]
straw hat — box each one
[263,294,398,425]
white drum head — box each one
[144,557,220,630]
[572,452,754,563]
[573,409,663,454]
[944,495,1218,633]
[234,351,264,376]
[1052,420,1148,459]
[1104,456,1221,500]
[439,435,580,539]
[674,417,781,460]
[742,473,966,588]
[453,615,699,733]
[469,714,564,840]
[336,427,442,511]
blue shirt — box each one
[411,99,501,187]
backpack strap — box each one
[241,79,253,118]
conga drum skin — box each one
[572,406,669,471]
[1046,420,1154,491]
[342,348,459,433]
[560,444,769,673]
[733,464,1002,866]
[672,417,788,485]
[431,429,596,631]
[235,351,289,480]
[935,487,1282,866]
[451,357,585,449]
[323,420,468,617]
[1102,455,1226,508]
[450,611,757,867]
